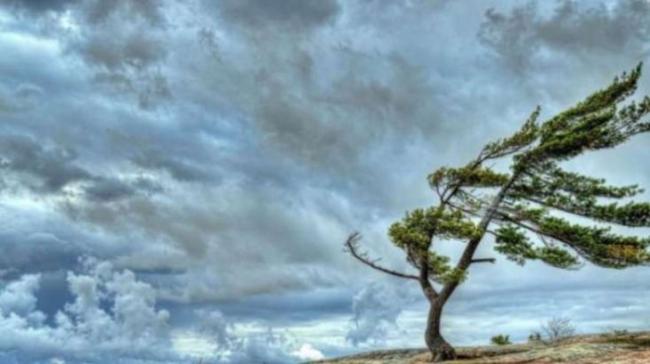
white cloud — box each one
[171,331,219,359]
[292,343,325,361]
[176,309,329,363]
[0,262,327,363]
[0,259,177,363]
[0,273,40,316]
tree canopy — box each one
[351,64,650,279]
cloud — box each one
[0,83,43,112]
[0,134,92,194]
[479,0,650,72]
[0,233,81,277]
[131,149,215,183]
[81,0,164,25]
[292,343,325,361]
[177,308,327,363]
[0,259,177,363]
[346,282,415,346]
[5,0,79,14]
[217,0,341,32]
[68,1,170,108]
[0,133,162,203]
[0,260,332,363]
[2,0,172,109]
[0,274,41,316]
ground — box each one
[311,332,650,364]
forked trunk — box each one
[425,300,456,362]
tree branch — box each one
[344,233,420,281]
[471,258,496,264]
[419,258,439,301]
[439,171,523,302]
[519,195,649,228]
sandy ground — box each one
[311,332,650,364]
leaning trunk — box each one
[425,300,456,362]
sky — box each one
[1,0,650,363]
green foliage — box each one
[494,225,580,268]
[426,251,452,280]
[388,208,436,250]
[436,209,482,240]
[388,207,480,280]
[535,246,580,269]
[492,65,650,269]
[437,267,468,285]
[512,163,643,201]
[428,165,510,190]
[516,64,650,170]
[531,195,650,228]
[533,216,650,268]
[490,334,511,346]
[389,207,481,251]
[494,225,537,265]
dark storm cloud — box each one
[60,184,353,301]
[9,0,461,306]
[0,134,162,202]
[82,0,164,25]
[0,133,92,194]
[249,51,439,171]
[6,0,78,14]
[218,0,340,31]
[479,0,650,72]
[78,31,166,71]
[0,232,80,278]
[16,0,173,108]
[0,202,133,280]
[131,150,215,183]
[83,177,136,202]
[3,0,165,24]
[214,287,354,324]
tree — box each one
[540,317,575,344]
[345,64,650,362]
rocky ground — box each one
[311,331,650,364]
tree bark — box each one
[425,299,456,362]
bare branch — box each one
[344,233,419,280]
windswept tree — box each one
[345,65,650,362]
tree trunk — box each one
[425,300,456,362]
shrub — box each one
[541,317,575,343]
[491,334,511,346]
[528,331,542,343]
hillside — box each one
[311,331,650,364]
